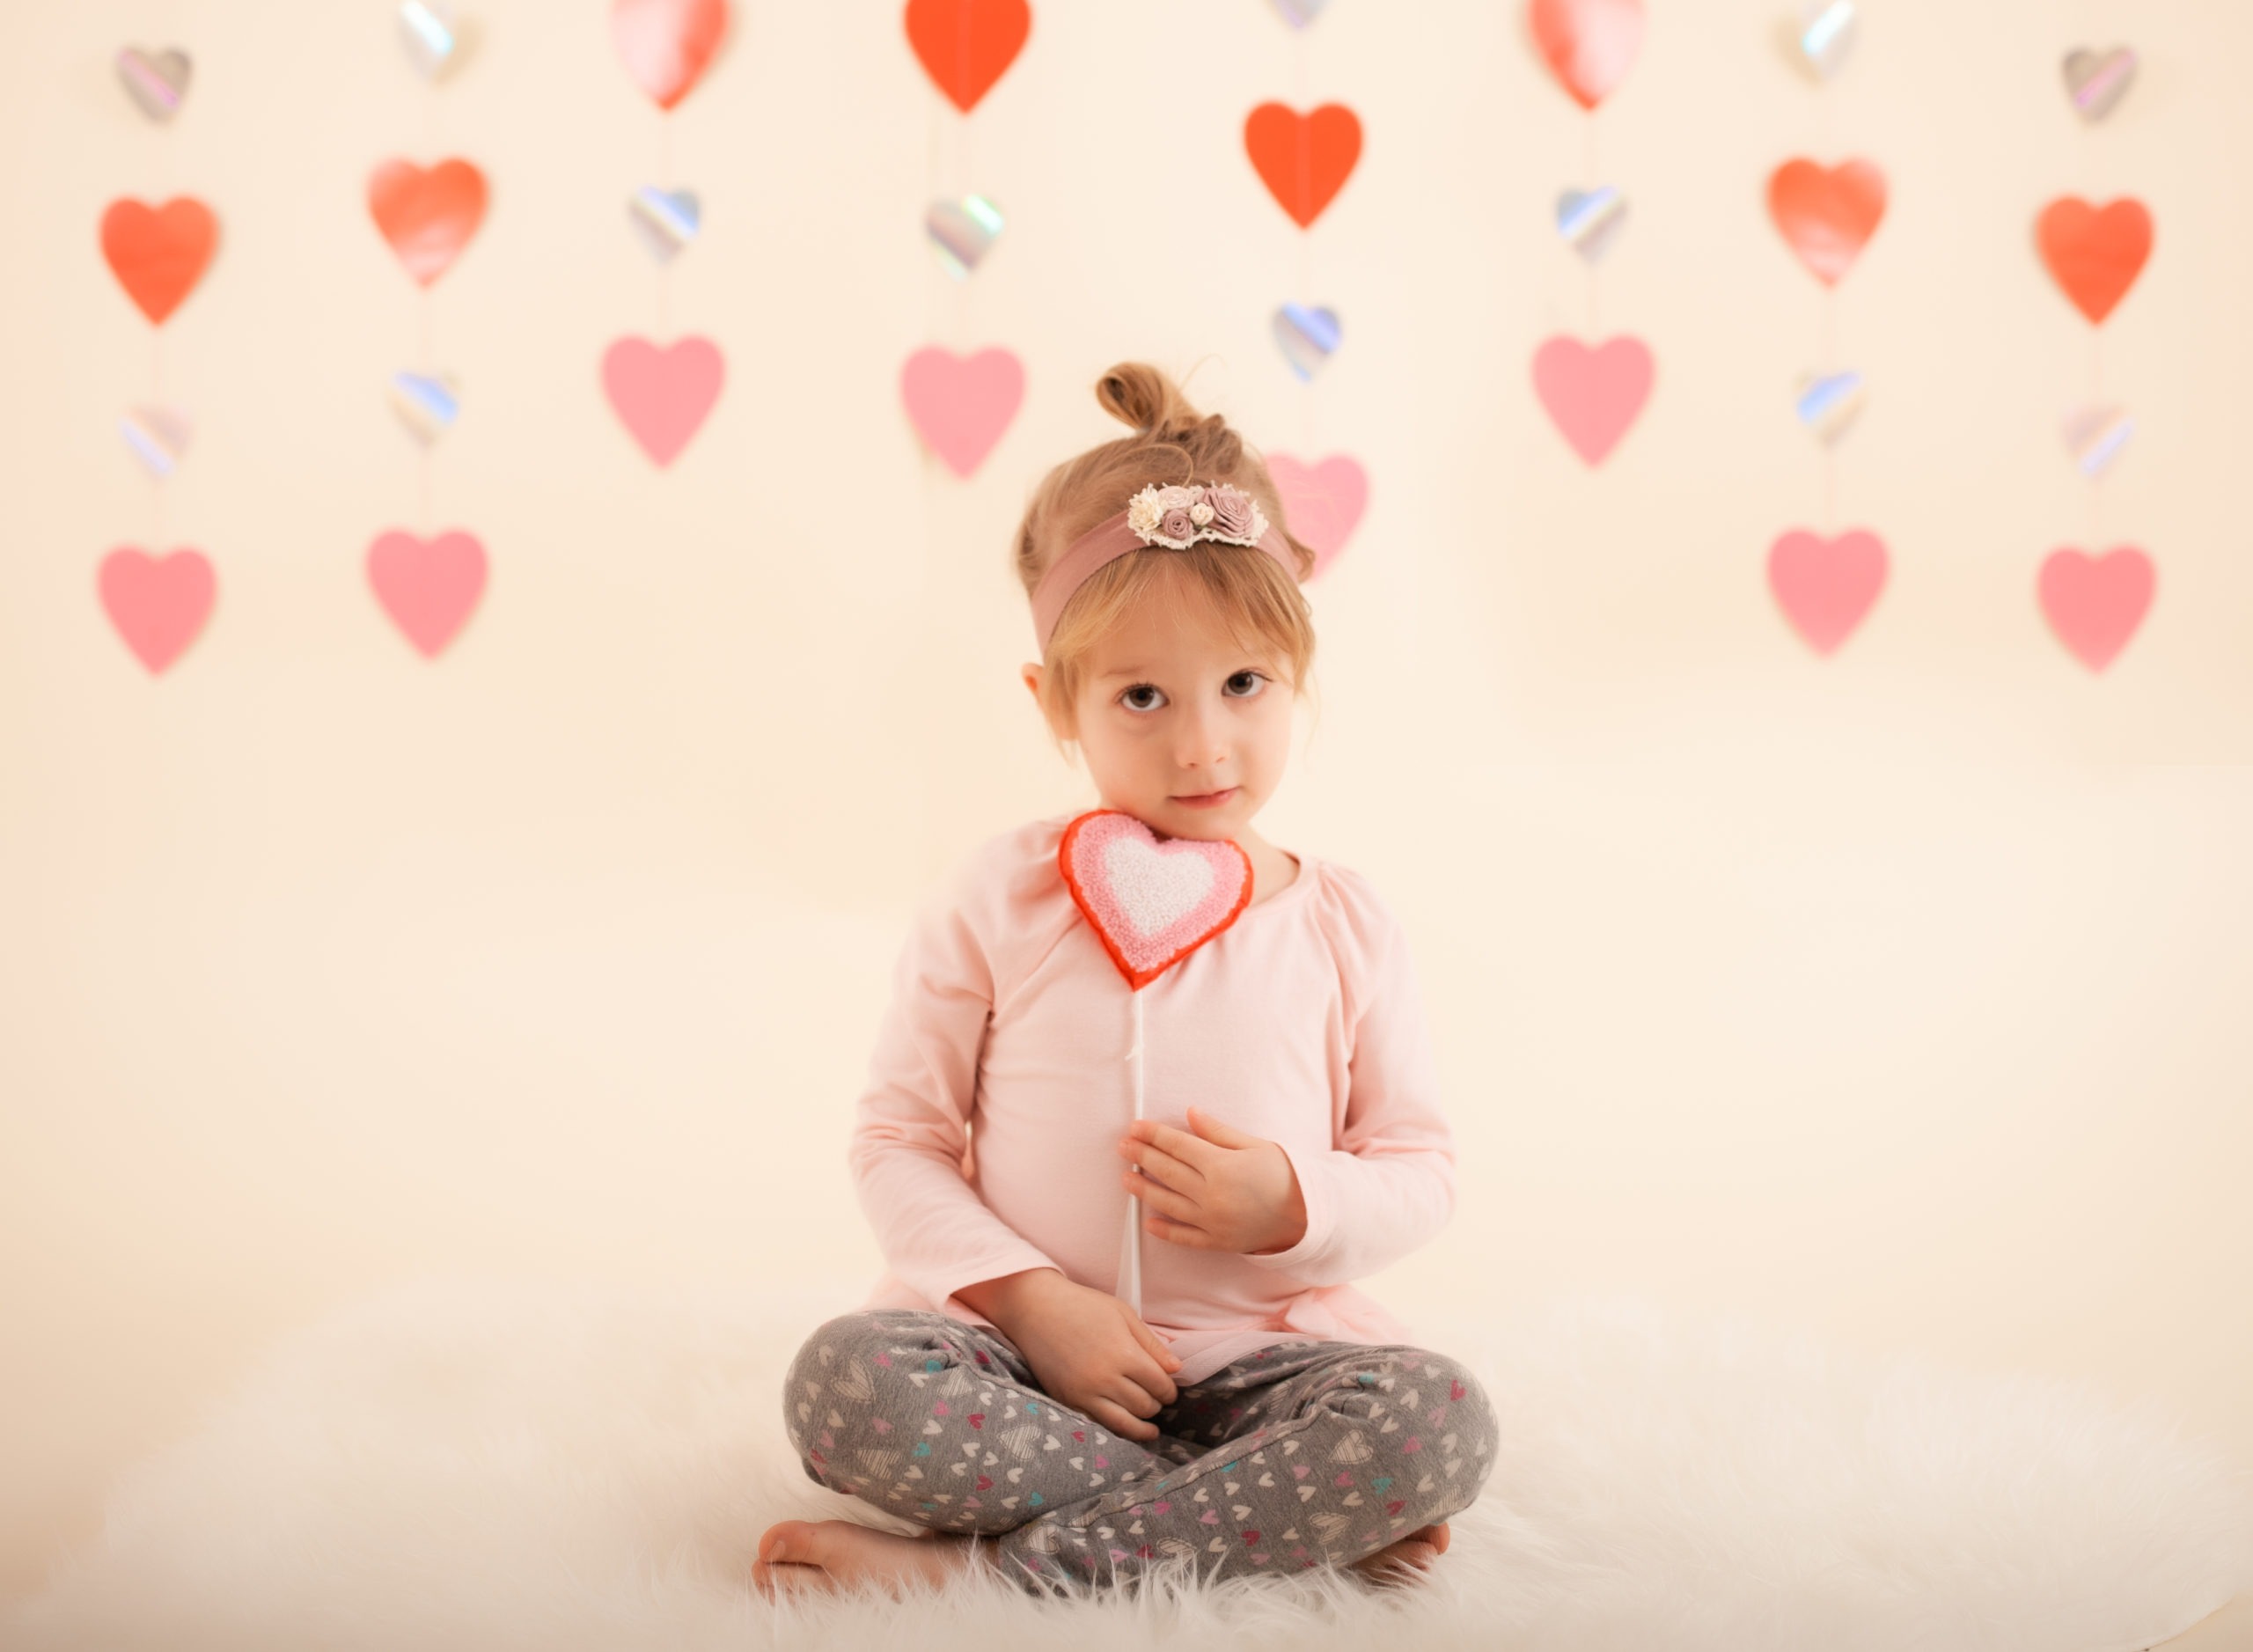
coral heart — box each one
[367,158,488,287]
[1768,158,1887,286]
[1268,453,1368,580]
[603,335,725,467]
[366,529,488,658]
[904,0,1031,114]
[2037,197,2153,326]
[1767,529,1888,657]
[1529,0,1645,110]
[899,346,1024,478]
[97,547,216,674]
[1060,811,1253,991]
[611,0,728,110]
[1244,102,1363,229]
[99,197,218,327]
[2038,547,2154,672]
[1532,334,1654,466]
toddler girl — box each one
[754,363,1495,1597]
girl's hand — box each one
[973,1269,1183,1442]
[1117,1107,1310,1257]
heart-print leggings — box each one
[781,1308,1497,1592]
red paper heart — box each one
[2038,546,2154,672]
[1244,102,1363,230]
[1059,811,1252,991]
[2037,197,2153,326]
[367,158,488,288]
[367,529,488,658]
[98,547,216,673]
[1768,158,1887,286]
[99,197,218,326]
[612,0,729,109]
[1532,334,1654,466]
[1528,0,1644,110]
[904,0,1031,114]
[1767,529,1888,656]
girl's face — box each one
[1024,576,1295,841]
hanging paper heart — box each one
[627,187,701,261]
[1528,0,1644,111]
[904,0,1031,114]
[390,372,460,445]
[1268,453,1368,581]
[367,158,488,287]
[2037,196,2152,326]
[1767,529,1887,656]
[121,407,192,478]
[927,195,1004,279]
[1273,305,1341,382]
[2062,405,2134,478]
[1794,371,1865,445]
[900,345,1024,478]
[1532,334,1654,466]
[115,48,190,121]
[99,197,218,326]
[1556,187,1627,262]
[367,529,488,658]
[1269,0,1331,26]
[612,0,728,109]
[399,3,469,80]
[1767,158,1887,286]
[1244,103,1363,230]
[2038,547,2154,672]
[2063,47,2136,122]
[1059,810,1253,991]
[98,547,216,674]
[602,335,725,467]
[1787,1,1856,81]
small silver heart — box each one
[1556,187,1627,262]
[2062,404,2133,476]
[400,2,468,81]
[1780,1,1856,82]
[926,195,1004,280]
[1794,371,1866,444]
[116,48,191,122]
[2063,47,2137,122]
[1269,0,1331,25]
[121,406,191,477]
[389,372,460,445]
[628,187,701,261]
[1273,304,1341,382]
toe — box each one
[757,1519,816,1566]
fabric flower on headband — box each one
[1123,482,1272,551]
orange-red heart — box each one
[367,158,488,288]
[1244,102,1363,230]
[1528,0,1644,110]
[99,196,217,326]
[904,0,1031,115]
[2037,197,2153,326]
[611,0,728,111]
[1767,158,1887,287]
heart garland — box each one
[900,347,1024,478]
[1767,529,1888,656]
[1532,335,1654,466]
[604,336,726,467]
[99,197,218,326]
[1244,102,1364,230]
[98,547,216,674]
[904,0,1031,115]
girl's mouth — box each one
[1173,788,1239,809]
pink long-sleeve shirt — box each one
[848,811,1456,1387]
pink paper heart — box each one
[2038,546,2154,672]
[1059,810,1252,990]
[1267,452,1368,580]
[366,529,488,658]
[602,334,725,466]
[1767,528,1888,656]
[98,546,215,674]
[900,345,1024,478]
[1532,334,1654,466]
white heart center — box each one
[1103,838,1215,938]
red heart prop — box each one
[2038,546,2154,672]
[98,547,216,673]
[904,0,1031,115]
[1059,810,1252,991]
[612,0,728,110]
[1768,158,1887,287]
[1767,529,1888,656]
[367,158,488,288]
[1528,0,1644,110]
[1244,102,1363,230]
[99,197,217,326]
[1531,334,1654,466]
[367,530,488,658]
[2037,197,2153,326]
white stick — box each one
[1119,988,1144,1316]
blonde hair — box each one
[1013,363,1319,751]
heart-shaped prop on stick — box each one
[99,547,216,674]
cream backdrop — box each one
[4,0,2251,1603]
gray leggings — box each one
[782,1307,1497,1591]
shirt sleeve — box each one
[1242,894,1457,1288]
[847,878,1063,1312]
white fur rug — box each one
[4,1280,2247,1652]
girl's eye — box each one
[1121,684,1165,712]
[1118,672,1266,714]
[1225,670,1266,697]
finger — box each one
[1138,1120,1225,1172]
[1119,1136,1204,1193]
[1143,1212,1216,1249]
[1088,1396,1161,1441]
[1185,1105,1262,1149]
[1123,1313,1185,1376]
[1119,1170,1206,1225]
[1124,1352,1179,1408]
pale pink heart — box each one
[602,334,725,466]
[1532,334,1655,466]
[2038,546,2154,672]
[900,345,1024,478]
[366,529,488,658]
[1268,452,1369,580]
[1059,809,1252,990]
[98,546,215,674]
[1766,528,1887,656]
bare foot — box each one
[1350,1521,1451,1586]
[750,1517,985,1599]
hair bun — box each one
[1093,361,1245,476]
